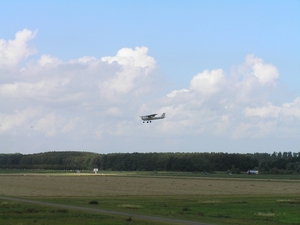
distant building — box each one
[247,170,259,175]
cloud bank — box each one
[0,30,299,153]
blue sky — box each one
[0,1,299,154]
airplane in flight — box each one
[140,113,166,123]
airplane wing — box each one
[144,114,157,118]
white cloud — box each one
[93,125,104,139]
[61,117,82,133]
[0,79,69,99]
[190,69,226,95]
[36,113,65,137]
[166,89,189,98]
[107,107,121,116]
[0,30,161,147]
[244,97,300,121]
[232,121,277,139]
[244,103,281,118]
[0,29,37,69]
[101,46,157,94]
[0,29,299,153]
[280,97,300,120]
[253,62,279,85]
[0,108,40,134]
[239,54,279,85]
[38,54,62,67]
[158,54,300,140]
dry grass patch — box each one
[198,200,222,203]
[118,204,142,209]
[1,174,300,197]
[256,212,276,217]
[277,199,300,203]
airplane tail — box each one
[161,113,166,118]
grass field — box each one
[1,172,300,224]
[0,200,171,225]
[2,169,300,180]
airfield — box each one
[1,172,300,225]
[1,173,300,197]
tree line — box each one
[0,151,299,174]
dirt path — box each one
[0,196,211,225]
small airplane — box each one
[140,113,166,123]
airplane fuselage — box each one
[141,116,163,121]
[140,113,165,123]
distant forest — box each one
[1,151,300,174]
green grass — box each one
[141,171,300,180]
[0,200,171,225]
[1,170,300,224]
[1,169,300,180]
[28,195,300,225]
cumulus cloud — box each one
[101,47,156,95]
[164,54,300,139]
[0,79,69,99]
[166,89,189,98]
[238,54,279,85]
[0,108,40,134]
[190,69,226,95]
[244,97,300,121]
[0,30,159,143]
[244,103,281,118]
[38,54,62,67]
[35,113,63,137]
[0,29,299,153]
[0,29,37,69]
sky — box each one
[0,1,299,154]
